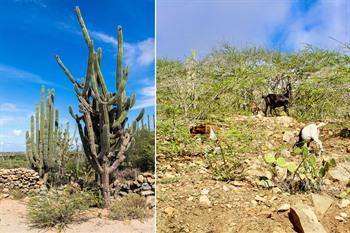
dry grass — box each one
[108,194,147,221]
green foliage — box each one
[108,194,147,221]
[126,127,155,172]
[205,141,244,181]
[27,186,103,231]
[156,118,203,156]
[264,147,336,193]
[157,45,350,121]
[0,154,27,169]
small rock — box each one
[277,203,290,212]
[328,162,350,183]
[199,195,211,207]
[140,190,154,196]
[2,193,9,198]
[142,172,153,178]
[141,183,152,191]
[335,216,345,222]
[255,195,266,203]
[339,212,348,218]
[137,175,144,183]
[164,207,175,216]
[201,189,209,195]
[272,187,282,194]
[2,188,9,193]
[275,166,287,181]
[232,181,244,187]
[289,204,327,233]
[282,131,295,143]
[311,193,334,218]
[187,196,194,201]
[223,185,230,192]
[339,199,350,208]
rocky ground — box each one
[0,198,154,233]
[157,115,350,233]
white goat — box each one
[294,122,327,155]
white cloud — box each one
[90,31,118,46]
[0,103,27,112]
[0,64,57,86]
[0,117,13,126]
[136,38,155,66]
[282,0,350,51]
[157,0,349,58]
[133,85,155,109]
[12,129,23,137]
[157,0,292,58]
[90,31,154,67]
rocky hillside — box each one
[157,115,350,233]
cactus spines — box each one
[55,6,145,205]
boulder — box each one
[311,194,333,218]
[288,204,327,233]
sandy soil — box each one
[0,199,154,233]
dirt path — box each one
[0,199,154,233]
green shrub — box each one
[27,186,103,231]
[264,147,336,193]
[205,141,245,181]
[126,128,155,172]
[0,154,27,169]
[109,194,147,221]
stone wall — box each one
[111,172,155,198]
[0,168,43,196]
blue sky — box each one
[157,0,350,59]
[0,0,155,152]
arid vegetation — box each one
[157,46,350,232]
[0,6,154,233]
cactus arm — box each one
[136,108,145,121]
[75,6,93,48]
[83,112,102,173]
[55,55,82,89]
[112,110,128,129]
[116,26,123,90]
[107,133,131,174]
[93,53,108,97]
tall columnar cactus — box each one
[55,6,145,205]
[26,86,58,183]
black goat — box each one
[262,83,292,116]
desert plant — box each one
[264,147,336,193]
[108,193,147,221]
[27,186,103,232]
[55,7,144,205]
[25,86,71,184]
[126,127,155,172]
[205,141,245,181]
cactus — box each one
[55,6,145,205]
[25,86,56,183]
